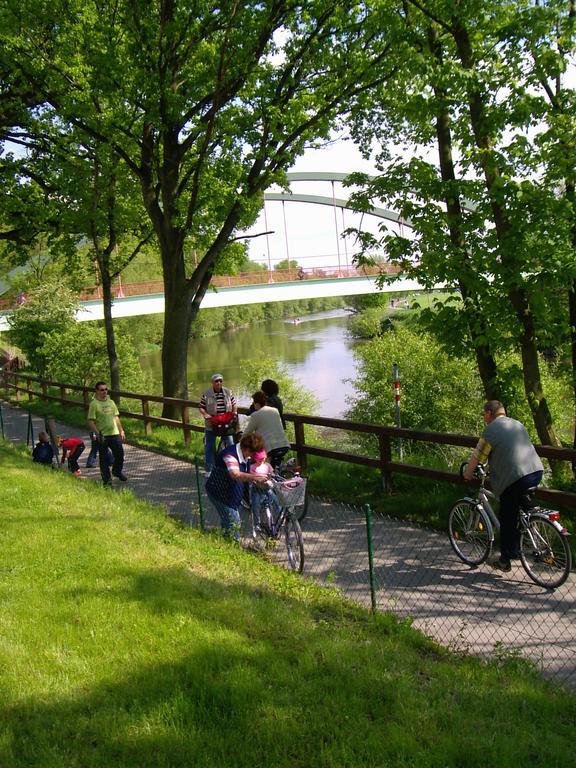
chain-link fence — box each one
[2,400,575,689]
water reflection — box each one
[140,309,359,417]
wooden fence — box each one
[2,369,576,508]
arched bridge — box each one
[0,172,435,329]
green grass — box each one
[0,441,575,768]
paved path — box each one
[2,401,574,687]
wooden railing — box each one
[2,369,576,508]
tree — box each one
[346,0,574,450]
[1,111,155,394]
[6,280,78,375]
[41,323,146,391]
[3,0,405,417]
[511,0,576,463]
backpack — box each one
[210,412,237,436]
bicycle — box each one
[249,474,306,573]
[448,463,572,589]
[273,455,309,522]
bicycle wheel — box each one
[284,513,304,573]
[520,516,572,589]
[448,500,492,566]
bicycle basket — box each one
[271,476,306,507]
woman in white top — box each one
[243,391,290,467]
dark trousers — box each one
[99,433,124,484]
[67,443,85,472]
[499,470,543,561]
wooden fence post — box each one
[60,384,66,405]
[41,380,48,402]
[142,399,152,436]
[27,377,33,401]
[82,387,90,411]
[379,432,393,494]
[293,417,307,472]
[182,404,191,447]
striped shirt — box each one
[200,389,236,414]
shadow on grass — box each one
[2,564,573,768]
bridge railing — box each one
[75,264,398,300]
[0,263,400,308]
[3,369,576,508]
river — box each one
[140,309,361,417]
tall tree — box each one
[511,0,576,462]
[347,0,572,448]
[3,0,404,416]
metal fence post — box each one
[364,504,377,614]
[26,411,34,446]
[194,457,205,531]
[0,402,4,439]
[393,363,403,460]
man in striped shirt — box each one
[199,373,237,472]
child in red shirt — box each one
[58,436,86,476]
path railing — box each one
[3,369,576,508]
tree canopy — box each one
[1,0,405,415]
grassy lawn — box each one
[0,441,574,768]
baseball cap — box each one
[252,450,267,461]
[211,373,224,382]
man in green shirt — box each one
[87,381,127,485]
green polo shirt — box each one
[88,396,120,436]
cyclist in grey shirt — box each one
[464,400,543,572]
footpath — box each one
[2,400,574,688]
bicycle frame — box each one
[461,483,499,542]
[463,471,569,542]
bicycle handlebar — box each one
[460,461,487,480]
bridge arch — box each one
[257,171,410,274]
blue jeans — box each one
[207,493,241,541]
[250,486,281,529]
[87,436,114,468]
[99,433,124,484]
[204,430,233,472]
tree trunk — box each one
[452,20,560,446]
[160,239,195,419]
[97,255,121,401]
[429,25,501,400]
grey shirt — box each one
[475,416,544,497]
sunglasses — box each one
[98,387,107,392]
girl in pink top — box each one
[249,450,280,530]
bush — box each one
[7,281,78,374]
[240,356,319,416]
[41,323,149,391]
[347,324,484,436]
